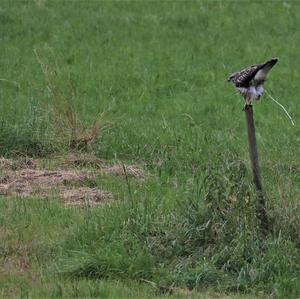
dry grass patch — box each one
[0,169,92,198]
[0,163,112,206]
[52,153,105,169]
[63,187,113,207]
[0,157,37,171]
[39,154,145,178]
[103,164,145,178]
[0,156,145,206]
[37,154,145,178]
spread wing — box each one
[228,58,278,88]
[228,64,263,88]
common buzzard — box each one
[228,58,278,104]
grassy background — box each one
[1,0,300,298]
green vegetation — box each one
[1,1,300,298]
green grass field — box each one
[1,1,300,298]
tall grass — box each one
[34,48,110,150]
[59,153,300,298]
[0,101,55,156]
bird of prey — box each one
[228,58,278,104]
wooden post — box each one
[244,104,269,234]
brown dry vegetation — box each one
[0,156,144,206]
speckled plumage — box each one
[228,58,278,104]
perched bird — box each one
[228,58,278,104]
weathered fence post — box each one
[244,104,269,233]
[228,58,278,235]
